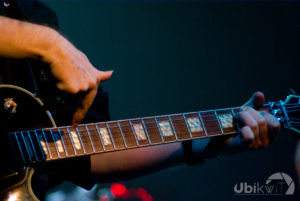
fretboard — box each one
[9,106,256,165]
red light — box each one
[110,183,127,198]
[135,188,147,198]
[135,188,153,201]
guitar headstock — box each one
[269,95,300,136]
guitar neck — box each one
[8,105,270,165]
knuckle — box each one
[68,87,79,94]
[241,106,250,111]
[257,118,266,127]
[88,79,97,88]
[80,85,89,92]
[249,122,258,132]
[273,121,281,132]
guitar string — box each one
[28,114,300,153]
[13,120,235,153]
[10,104,300,142]
[16,120,300,158]
[9,102,300,136]
[10,103,300,157]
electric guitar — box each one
[0,84,299,201]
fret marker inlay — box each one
[187,117,203,132]
[158,121,174,137]
[99,128,112,145]
[56,141,64,153]
[40,141,48,156]
[133,124,147,140]
[70,131,82,150]
[218,113,234,128]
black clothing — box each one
[0,0,110,199]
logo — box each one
[234,172,295,195]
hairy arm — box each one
[90,92,280,182]
[0,15,112,125]
[0,15,56,59]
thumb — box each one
[244,91,265,110]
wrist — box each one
[38,27,64,63]
[182,138,211,165]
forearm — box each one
[90,139,211,182]
[90,143,184,182]
[0,15,58,61]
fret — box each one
[43,130,59,159]
[67,127,84,155]
[66,127,78,155]
[96,123,114,151]
[170,114,190,140]
[77,125,95,154]
[56,128,69,157]
[129,120,140,146]
[200,111,222,136]
[131,119,150,146]
[106,123,116,150]
[185,113,206,138]
[49,129,61,158]
[86,124,104,153]
[20,132,33,162]
[76,127,86,154]
[85,125,96,153]
[182,114,193,138]
[142,119,151,144]
[215,111,224,134]
[154,117,165,143]
[30,130,47,161]
[143,118,164,144]
[58,127,75,157]
[27,130,46,162]
[156,116,177,142]
[94,123,106,152]
[198,112,208,137]
[119,120,138,148]
[34,130,46,161]
[12,133,26,164]
[51,128,67,158]
[117,121,128,148]
[35,130,51,160]
[168,115,178,140]
[24,131,38,162]
[107,122,126,149]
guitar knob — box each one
[4,98,17,114]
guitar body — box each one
[0,85,55,201]
[0,168,37,201]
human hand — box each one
[233,92,280,149]
[43,30,113,127]
[196,92,281,160]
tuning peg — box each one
[288,89,296,95]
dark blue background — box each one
[42,1,300,201]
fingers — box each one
[70,70,113,127]
[244,91,265,110]
[237,109,260,149]
[98,70,114,82]
[236,106,280,150]
[261,112,281,141]
[71,86,98,127]
[240,107,268,148]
